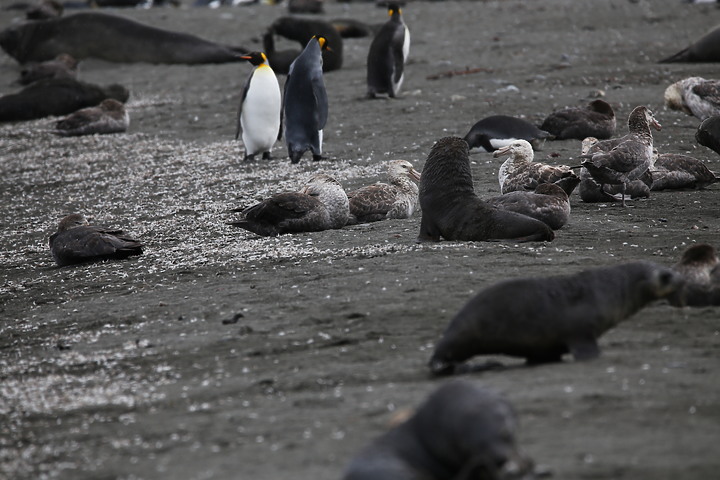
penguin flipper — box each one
[312,71,328,130]
[236,71,254,140]
[391,27,406,85]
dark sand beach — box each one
[1,1,719,478]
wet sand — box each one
[1,1,719,479]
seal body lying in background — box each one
[0,12,247,64]
[429,262,681,375]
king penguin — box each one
[282,36,329,164]
[236,51,282,161]
[366,3,410,99]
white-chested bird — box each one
[366,2,410,99]
[236,51,282,161]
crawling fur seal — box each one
[429,261,681,375]
[0,12,248,64]
[342,380,536,480]
[417,136,554,243]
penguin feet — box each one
[312,154,323,162]
[262,151,272,160]
[243,153,257,162]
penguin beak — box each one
[492,145,512,158]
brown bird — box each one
[493,139,579,195]
[228,174,349,237]
[664,77,720,121]
[54,98,129,137]
[540,99,616,140]
[486,182,573,230]
[579,106,661,206]
[19,53,77,86]
[651,151,720,190]
[49,214,143,267]
[346,160,421,224]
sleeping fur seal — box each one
[0,12,247,64]
[417,136,554,243]
[342,380,536,480]
[429,261,681,375]
[0,77,128,122]
[659,24,720,63]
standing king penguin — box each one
[366,3,410,99]
[282,36,329,164]
[236,52,282,161]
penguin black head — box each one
[387,3,402,16]
[240,51,268,66]
[312,35,332,52]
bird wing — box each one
[243,192,319,223]
[691,81,720,109]
[348,184,397,218]
[235,69,254,140]
[312,69,328,130]
[391,25,406,84]
[55,108,102,131]
[51,226,142,262]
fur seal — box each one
[366,3,411,99]
[486,183,573,230]
[262,29,300,76]
[668,244,720,307]
[54,98,129,136]
[270,16,343,72]
[579,106,661,206]
[49,214,144,267]
[346,159,421,224]
[463,115,554,152]
[493,139,580,195]
[227,174,349,236]
[342,380,536,480]
[429,261,681,375]
[696,115,720,156]
[0,77,128,122]
[659,24,720,63]
[664,77,720,121]
[417,136,554,243]
[540,99,616,140]
[0,12,248,64]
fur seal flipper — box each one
[429,261,681,375]
[418,137,554,243]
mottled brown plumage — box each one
[49,214,143,267]
[347,160,420,224]
[486,182,573,230]
[54,98,129,136]
[540,99,616,140]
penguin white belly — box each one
[392,26,411,94]
[241,69,281,155]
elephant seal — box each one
[342,380,536,480]
[417,136,554,243]
[0,12,247,64]
[0,77,128,122]
[429,261,681,375]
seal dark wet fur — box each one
[417,136,554,243]
[659,24,720,63]
[0,77,128,122]
[342,380,536,480]
[0,12,248,64]
[429,261,681,375]
[696,115,720,156]
[49,214,144,267]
